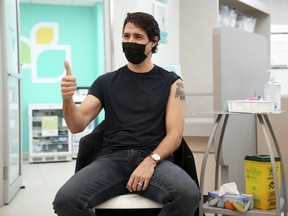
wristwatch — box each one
[150,153,161,163]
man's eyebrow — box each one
[123,31,145,36]
[133,33,144,37]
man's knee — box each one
[180,179,199,200]
[53,190,68,214]
[53,188,79,214]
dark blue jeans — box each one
[53,150,199,216]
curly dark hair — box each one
[122,12,161,53]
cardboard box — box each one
[208,191,254,212]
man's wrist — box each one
[150,153,161,163]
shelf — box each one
[203,198,285,216]
[219,0,270,15]
[32,135,68,138]
[29,154,72,163]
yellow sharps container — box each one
[245,154,281,210]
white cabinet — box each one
[28,104,72,163]
[180,0,270,136]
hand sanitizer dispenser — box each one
[264,70,281,112]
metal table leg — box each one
[199,114,229,216]
[258,114,287,216]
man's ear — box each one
[152,36,159,45]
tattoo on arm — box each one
[175,83,185,101]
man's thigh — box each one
[140,160,196,202]
[59,153,130,208]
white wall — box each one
[109,0,180,70]
[262,0,288,25]
[261,0,288,96]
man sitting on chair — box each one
[53,11,200,216]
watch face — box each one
[152,153,161,161]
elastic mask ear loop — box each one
[145,41,153,55]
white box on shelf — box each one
[227,100,274,113]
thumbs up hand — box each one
[64,60,73,76]
[61,60,77,100]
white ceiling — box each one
[20,0,101,6]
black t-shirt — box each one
[88,65,181,155]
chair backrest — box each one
[75,120,104,173]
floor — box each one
[0,160,76,216]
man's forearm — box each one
[62,99,85,133]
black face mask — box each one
[122,42,150,64]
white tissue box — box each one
[208,191,254,212]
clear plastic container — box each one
[264,70,281,112]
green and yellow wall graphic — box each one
[21,22,71,83]
[20,3,104,155]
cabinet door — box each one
[1,0,23,204]
[213,25,268,192]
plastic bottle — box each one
[264,70,281,112]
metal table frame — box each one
[199,112,287,216]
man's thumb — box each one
[64,60,72,76]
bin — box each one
[245,154,281,210]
